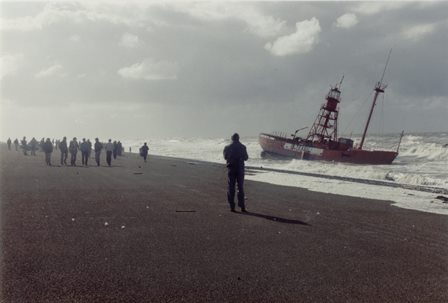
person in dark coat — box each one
[94,138,103,166]
[223,133,249,212]
[139,143,149,162]
[59,137,68,165]
[87,139,92,159]
[30,137,38,156]
[21,136,28,155]
[80,138,89,166]
[69,137,79,166]
[42,138,53,166]
[113,141,118,159]
[7,138,11,150]
[117,141,122,156]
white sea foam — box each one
[246,171,448,215]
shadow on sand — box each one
[239,211,309,226]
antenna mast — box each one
[359,49,392,150]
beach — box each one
[1,144,447,302]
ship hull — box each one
[259,133,398,165]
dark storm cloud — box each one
[1,1,447,139]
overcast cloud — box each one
[1,1,447,140]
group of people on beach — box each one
[7,134,247,212]
[6,137,149,167]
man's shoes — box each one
[241,208,247,213]
[230,208,236,213]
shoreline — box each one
[1,144,448,302]
[130,151,448,216]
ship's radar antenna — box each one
[338,75,344,88]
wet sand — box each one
[1,144,447,302]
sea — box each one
[123,132,448,215]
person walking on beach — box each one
[223,133,249,213]
[117,141,123,156]
[42,138,53,166]
[7,138,11,150]
[113,141,118,159]
[13,138,19,151]
[139,143,149,162]
[21,137,28,155]
[39,138,45,152]
[105,139,114,167]
[30,137,38,156]
[59,137,68,165]
[80,138,89,166]
[69,137,79,166]
[87,139,92,159]
[94,138,103,166]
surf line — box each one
[246,166,448,195]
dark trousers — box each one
[45,152,52,166]
[95,151,101,166]
[227,169,245,209]
[106,151,112,166]
[70,152,77,166]
[81,151,89,166]
[61,151,68,165]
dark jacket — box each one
[80,142,89,153]
[223,141,249,170]
[69,141,79,153]
[42,141,53,153]
[59,140,68,152]
[94,142,103,152]
[140,145,149,156]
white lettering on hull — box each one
[283,143,323,156]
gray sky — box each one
[1,1,447,140]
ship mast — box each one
[359,49,392,150]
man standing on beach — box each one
[30,137,38,156]
[69,137,79,166]
[59,137,68,165]
[140,143,149,162]
[87,139,92,159]
[80,138,89,166]
[113,141,118,160]
[21,137,28,155]
[42,138,53,166]
[7,138,11,150]
[94,138,103,166]
[105,139,114,167]
[223,133,249,212]
[117,141,123,156]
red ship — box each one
[259,54,403,165]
